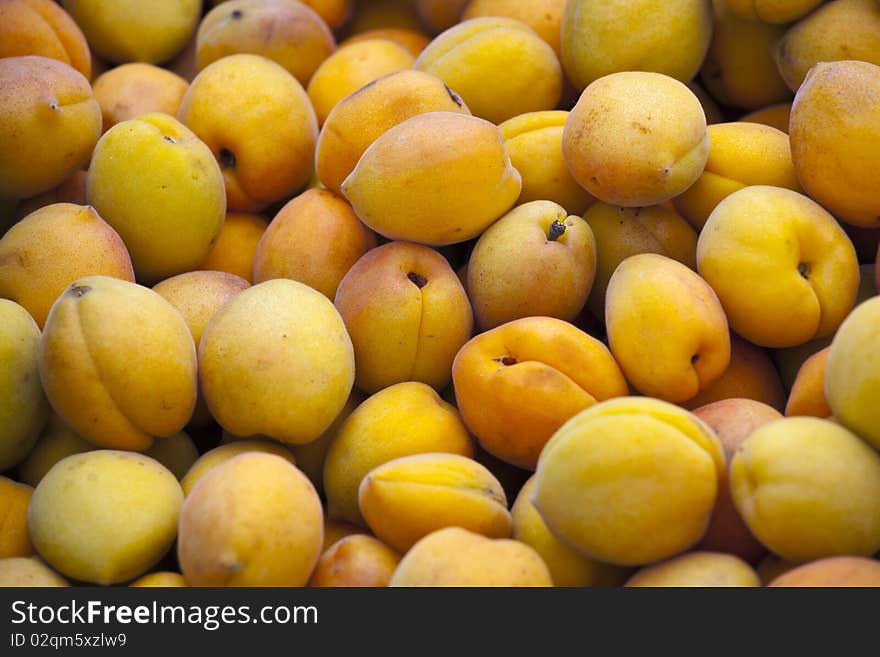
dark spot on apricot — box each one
[219,148,236,169]
[69,284,91,298]
[163,135,176,143]
[798,262,810,279]
[691,354,699,365]
[408,272,427,288]
[231,9,243,19]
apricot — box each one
[697,186,859,348]
[60,0,201,64]
[178,453,323,586]
[0,557,68,587]
[153,270,249,350]
[178,54,318,213]
[0,203,135,328]
[606,254,730,403]
[786,346,831,418]
[340,28,431,57]
[563,72,709,208]
[307,40,414,125]
[38,276,197,451]
[0,477,33,559]
[730,417,880,562]
[415,0,470,34]
[14,169,88,221]
[789,60,880,228]
[334,241,472,394]
[467,201,596,331]
[825,296,880,448]
[199,279,353,445]
[17,413,92,487]
[739,103,792,133]
[625,552,760,587]
[322,518,365,551]
[0,300,49,471]
[341,112,521,246]
[359,453,511,553]
[775,0,880,93]
[672,122,801,231]
[462,0,565,56]
[196,0,336,88]
[323,381,474,526]
[291,391,363,497]
[87,113,226,283]
[682,335,787,412]
[699,5,791,110]
[389,527,552,587]
[130,572,187,587]
[584,202,697,319]
[253,189,376,299]
[180,440,296,497]
[143,432,200,481]
[499,111,595,216]
[347,0,422,33]
[29,450,183,585]
[768,556,880,587]
[512,477,632,587]
[309,534,400,587]
[725,0,823,23]
[452,316,629,470]
[413,17,562,124]
[299,0,352,31]
[692,398,781,563]
[91,63,189,132]
[198,212,267,284]
[315,69,471,196]
[561,0,712,90]
[532,397,724,566]
[0,56,101,200]
[0,0,91,78]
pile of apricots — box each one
[3,0,880,588]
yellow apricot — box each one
[39,276,198,451]
[563,71,709,207]
[672,122,801,231]
[413,17,562,124]
[390,527,552,587]
[199,279,354,445]
[178,453,323,586]
[307,40,414,125]
[323,381,474,526]
[606,253,730,403]
[359,453,511,553]
[730,417,880,562]
[0,300,49,471]
[341,112,521,246]
[789,60,880,228]
[697,186,859,348]
[532,397,724,566]
[561,0,713,90]
[196,0,336,87]
[498,111,595,216]
[315,69,471,196]
[29,450,183,585]
[0,56,101,200]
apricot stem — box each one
[548,220,566,241]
